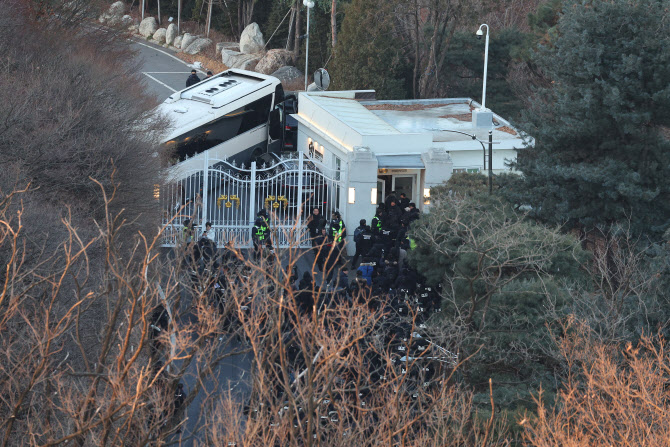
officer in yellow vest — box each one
[328,211,347,266]
[252,209,272,259]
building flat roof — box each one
[308,95,401,136]
[361,99,521,143]
[297,92,526,155]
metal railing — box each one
[160,152,342,248]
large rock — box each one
[108,1,125,16]
[255,49,295,75]
[153,28,167,43]
[180,33,197,51]
[271,66,303,83]
[174,35,183,49]
[99,1,125,25]
[120,15,133,27]
[106,14,121,26]
[165,23,178,45]
[239,22,265,54]
[237,56,262,71]
[216,42,239,56]
[221,49,261,71]
[139,17,158,37]
[184,38,213,55]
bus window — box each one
[274,84,285,107]
[238,94,273,134]
[169,93,273,162]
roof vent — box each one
[199,79,239,97]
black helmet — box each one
[257,209,268,217]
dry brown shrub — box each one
[523,317,670,447]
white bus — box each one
[157,69,294,175]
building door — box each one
[376,178,385,206]
[392,175,415,204]
[377,174,392,204]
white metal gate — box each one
[160,152,342,248]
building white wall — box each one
[448,148,518,174]
[343,148,378,255]
[421,149,453,211]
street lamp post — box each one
[304,0,315,91]
[488,130,493,194]
[476,24,490,111]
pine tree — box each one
[329,0,410,99]
[508,0,670,239]
[408,183,589,414]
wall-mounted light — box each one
[153,184,160,200]
[371,187,377,205]
[348,187,356,204]
[423,188,431,205]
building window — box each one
[309,140,323,161]
[334,155,341,180]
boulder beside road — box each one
[98,1,125,25]
[121,15,133,28]
[165,24,178,46]
[174,35,183,49]
[181,33,197,52]
[271,66,303,84]
[239,23,264,54]
[108,1,125,16]
[216,42,240,56]
[139,17,158,37]
[153,28,167,44]
[222,49,261,71]
[184,38,213,55]
[255,49,295,75]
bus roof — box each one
[157,69,280,142]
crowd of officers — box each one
[165,191,451,435]
[178,190,424,296]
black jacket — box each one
[186,73,201,87]
[385,204,403,230]
[198,237,217,262]
[307,213,326,238]
[354,225,374,253]
[404,208,420,225]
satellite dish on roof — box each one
[314,68,330,90]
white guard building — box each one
[292,90,524,254]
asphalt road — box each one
[133,40,249,444]
[132,38,206,100]
[136,40,339,444]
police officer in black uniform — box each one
[352,219,373,267]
